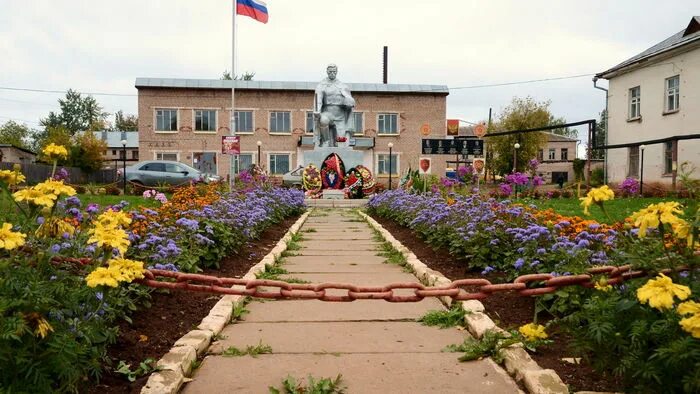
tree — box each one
[487,97,551,175]
[37,126,73,165]
[40,89,109,135]
[591,109,607,159]
[71,132,107,173]
[550,116,578,139]
[0,121,33,150]
[114,110,138,131]
[221,70,255,80]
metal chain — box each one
[134,265,689,302]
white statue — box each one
[313,64,355,147]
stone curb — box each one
[141,209,312,394]
[358,211,569,394]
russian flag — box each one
[236,0,268,24]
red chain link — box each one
[134,265,690,302]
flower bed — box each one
[0,155,306,392]
[368,188,699,393]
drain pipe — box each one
[592,77,609,184]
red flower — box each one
[336,137,347,142]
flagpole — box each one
[231,0,237,175]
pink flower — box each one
[155,193,168,203]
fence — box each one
[0,162,116,185]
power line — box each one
[0,115,42,125]
[0,86,136,97]
[449,73,596,90]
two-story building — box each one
[595,16,700,186]
[536,133,579,184]
[92,131,139,168]
[135,78,453,182]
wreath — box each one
[355,165,375,194]
[302,164,322,192]
[320,153,345,189]
[344,167,364,199]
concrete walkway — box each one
[183,209,519,393]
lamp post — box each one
[512,142,521,173]
[639,144,645,196]
[120,139,127,192]
[388,142,394,190]
[256,140,262,167]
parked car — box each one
[120,160,221,187]
[282,165,304,188]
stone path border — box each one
[141,210,312,394]
[358,211,570,394]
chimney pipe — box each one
[383,46,388,84]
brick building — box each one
[135,78,457,182]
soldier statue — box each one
[313,64,356,147]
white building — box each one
[595,16,700,187]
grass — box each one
[222,341,273,358]
[528,196,688,224]
[231,299,250,322]
[418,305,468,328]
[256,264,310,284]
[302,228,317,233]
[269,374,346,394]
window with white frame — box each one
[349,112,364,135]
[561,148,568,161]
[377,154,398,175]
[629,86,641,119]
[664,141,676,174]
[156,152,178,161]
[548,148,556,160]
[269,153,290,175]
[628,146,639,177]
[234,111,253,133]
[270,111,291,133]
[233,153,254,174]
[156,109,178,131]
[665,76,679,112]
[378,113,398,134]
[195,110,216,132]
[306,112,315,134]
[537,149,544,161]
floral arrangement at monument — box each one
[356,165,376,195]
[344,167,364,199]
[320,153,345,189]
[302,164,322,198]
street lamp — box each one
[256,140,262,166]
[388,142,394,190]
[120,139,127,192]
[639,144,645,196]
[512,142,521,173]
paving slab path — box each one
[183,209,519,394]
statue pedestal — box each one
[303,147,365,171]
[322,190,345,200]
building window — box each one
[269,153,290,175]
[132,150,139,160]
[195,110,217,132]
[233,153,254,173]
[349,112,364,135]
[112,150,117,155]
[537,149,544,161]
[378,113,398,134]
[377,154,398,175]
[664,141,676,174]
[306,112,315,134]
[234,111,253,133]
[548,148,556,160]
[665,76,680,112]
[156,152,178,161]
[270,111,291,133]
[628,146,639,177]
[156,109,178,131]
[629,86,641,119]
[119,150,126,160]
[193,152,217,174]
[560,148,568,161]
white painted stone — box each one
[141,369,184,394]
[156,345,197,376]
[464,312,497,339]
[500,347,541,381]
[198,315,228,335]
[174,330,213,357]
[522,368,568,394]
[208,303,233,322]
[461,300,485,313]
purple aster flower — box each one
[50,244,61,253]
[514,258,525,269]
[481,266,495,275]
[37,216,45,225]
[86,203,99,214]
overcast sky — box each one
[1,0,698,150]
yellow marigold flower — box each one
[34,179,76,197]
[629,202,685,238]
[107,258,145,282]
[85,267,120,287]
[518,323,548,340]
[672,220,694,246]
[35,218,75,239]
[0,169,26,186]
[13,188,57,208]
[97,209,132,228]
[35,317,54,339]
[579,185,614,215]
[594,279,612,292]
[88,223,130,255]
[636,273,691,310]
[678,301,700,338]
[0,222,26,250]
[42,143,68,160]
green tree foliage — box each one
[0,121,33,150]
[114,110,138,131]
[487,97,551,175]
[37,126,72,165]
[591,109,607,160]
[550,116,578,139]
[221,70,255,80]
[40,89,108,135]
[71,132,107,173]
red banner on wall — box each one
[447,119,459,136]
[222,136,240,155]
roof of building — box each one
[597,16,700,78]
[542,132,578,142]
[134,78,449,95]
[0,144,36,155]
[91,131,139,148]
